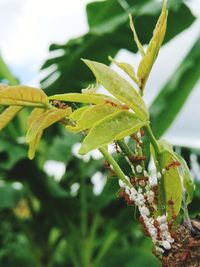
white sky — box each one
[0,0,200,148]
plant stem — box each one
[144,125,161,155]
[99,147,130,186]
[117,139,134,158]
[144,125,166,215]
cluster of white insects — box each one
[119,174,174,254]
[114,132,177,254]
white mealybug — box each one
[143,170,148,176]
[136,165,143,173]
[157,172,162,179]
[161,240,171,250]
[119,180,125,188]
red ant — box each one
[131,134,142,146]
[130,177,138,186]
[129,155,146,163]
[153,219,159,228]
[118,189,134,205]
[140,129,145,137]
[138,216,150,237]
[165,161,181,171]
[50,99,68,109]
[104,162,116,176]
[113,142,120,153]
[121,105,129,110]
[152,186,158,195]
[105,100,118,107]
[167,198,177,221]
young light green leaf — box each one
[159,149,182,217]
[79,110,148,155]
[137,41,158,90]
[175,153,194,205]
[27,108,45,160]
[28,130,43,160]
[0,106,23,130]
[67,104,120,133]
[82,59,149,120]
[137,0,168,90]
[70,106,90,121]
[129,14,145,57]
[26,108,71,143]
[49,93,120,106]
[0,85,49,107]
[158,139,173,152]
[108,56,138,85]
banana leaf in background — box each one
[41,0,195,94]
[0,0,200,266]
[150,36,200,138]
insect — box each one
[113,142,120,153]
[165,160,181,171]
[129,155,146,163]
[153,219,159,228]
[105,100,118,107]
[138,216,150,236]
[103,162,116,176]
[50,99,68,109]
[130,177,138,186]
[118,189,134,205]
[121,104,129,110]
[167,198,178,221]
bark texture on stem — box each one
[161,219,200,267]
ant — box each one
[50,99,68,109]
[105,100,118,107]
[138,216,150,237]
[113,142,120,153]
[129,155,146,163]
[118,189,135,205]
[167,198,177,221]
[165,161,181,171]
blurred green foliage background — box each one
[0,0,200,266]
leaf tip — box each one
[28,151,35,160]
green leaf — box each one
[49,93,120,105]
[27,108,45,160]
[26,108,71,143]
[82,59,149,120]
[0,139,27,170]
[28,131,43,160]
[0,85,49,108]
[79,110,148,154]
[67,104,120,133]
[69,106,90,121]
[158,139,173,152]
[175,153,194,205]
[159,149,182,217]
[150,36,200,138]
[137,0,168,90]
[109,56,138,84]
[129,14,145,57]
[0,183,24,210]
[0,106,23,130]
